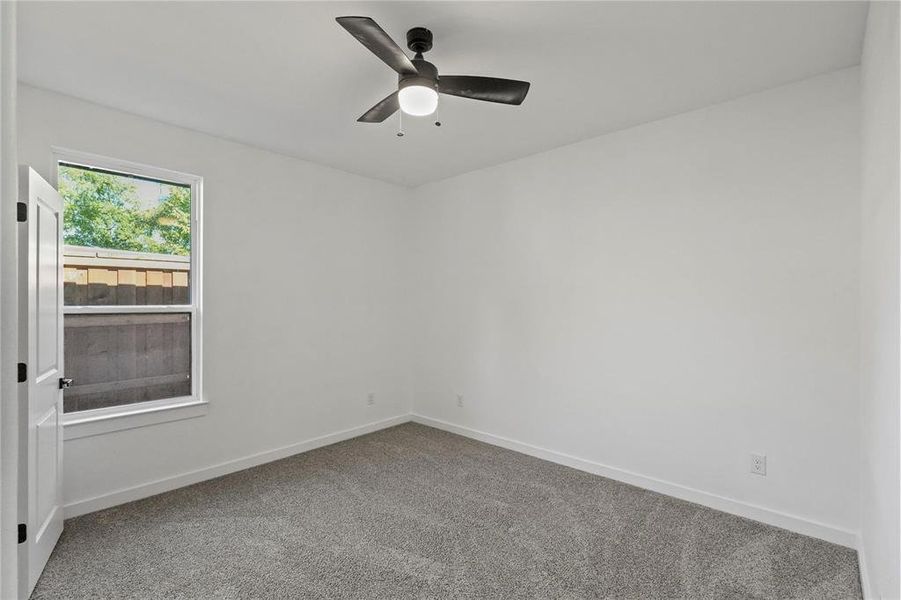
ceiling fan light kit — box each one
[336,16,531,133]
[398,35,439,117]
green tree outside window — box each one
[59,164,191,256]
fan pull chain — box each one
[434,103,441,127]
[397,110,405,137]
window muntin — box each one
[57,156,200,415]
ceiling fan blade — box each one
[358,91,400,123]
[438,76,531,105]
[336,16,418,76]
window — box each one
[55,150,203,434]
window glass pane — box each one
[63,251,190,306]
[59,163,191,306]
[63,313,192,413]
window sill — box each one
[62,397,208,441]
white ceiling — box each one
[18,2,867,187]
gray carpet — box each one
[32,423,861,599]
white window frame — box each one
[51,147,205,439]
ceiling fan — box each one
[336,16,531,128]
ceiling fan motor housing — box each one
[400,58,439,92]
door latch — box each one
[59,377,73,390]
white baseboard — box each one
[66,412,859,552]
[64,413,412,518]
[411,414,857,549]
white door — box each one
[17,166,64,598]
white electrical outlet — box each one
[456,394,464,407]
[367,392,375,406]
[750,453,766,476]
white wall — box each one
[410,68,861,543]
[17,84,414,511]
[0,2,18,597]
[859,2,901,598]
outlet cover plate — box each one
[750,453,767,476]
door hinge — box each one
[16,202,26,222]
[17,523,26,544]
[17,363,26,383]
